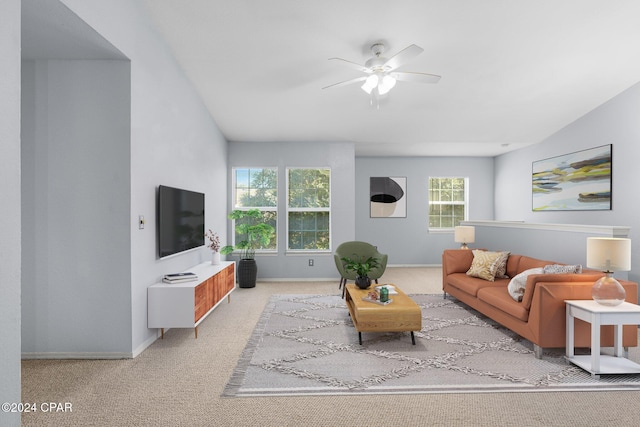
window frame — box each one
[230,167,278,254]
[285,167,332,253]
[427,176,469,233]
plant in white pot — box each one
[204,229,221,265]
[340,255,381,289]
[220,209,275,288]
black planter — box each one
[355,275,371,289]
[237,259,257,288]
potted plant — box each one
[340,255,381,289]
[204,229,221,265]
[220,209,275,288]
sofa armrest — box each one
[521,273,605,310]
[442,249,475,289]
[527,279,638,348]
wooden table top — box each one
[346,283,413,309]
[345,283,422,332]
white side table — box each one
[565,300,640,378]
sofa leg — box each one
[533,344,543,359]
[443,292,447,299]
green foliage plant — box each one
[220,209,275,260]
[340,255,380,278]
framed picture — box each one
[532,144,612,211]
[370,177,407,218]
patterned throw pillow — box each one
[507,267,544,302]
[494,251,511,278]
[466,250,503,281]
[543,264,582,274]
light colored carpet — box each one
[19,267,640,426]
[224,294,640,397]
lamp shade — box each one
[361,74,379,94]
[454,226,475,244]
[586,237,631,272]
[378,75,397,95]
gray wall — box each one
[355,156,495,264]
[19,0,230,359]
[21,59,132,356]
[465,221,629,279]
[494,81,640,283]
[227,141,356,279]
[61,0,229,356]
[0,0,21,424]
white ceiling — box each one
[71,1,640,156]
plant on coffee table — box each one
[341,255,381,289]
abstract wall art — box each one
[370,177,407,218]
[532,144,612,211]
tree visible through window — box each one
[428,177,468,229]
[287,168,330,251]
[232,168,277,251]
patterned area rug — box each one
[222,294,640,397]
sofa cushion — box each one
[466,250,503,281]
[448,273,509,297]
[477,287,530,322]
[507,267,544,302]
[505,254,522,278]
[515,256,554,275]
[442,249,476,275]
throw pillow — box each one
[494,251,511,278]
[507,267,544,302]
[543,264,582,274]
[466,250,503,281]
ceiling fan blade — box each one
[322,76,367,90]
[383,44,424,71]
[391,71,441,84]
[328,57,371,74]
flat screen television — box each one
[157,185,205,259]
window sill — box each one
[428,228,455,234]
[285,251,332,256]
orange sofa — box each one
[442,249,638,358]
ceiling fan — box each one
[323,43,441,99]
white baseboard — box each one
[22,334,160,360]
[132,333,160,358]
[256,265,442,282]
[387,264,441,268]
[258,277,337,282]
[22,351,133,360]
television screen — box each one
[157,185,205,258]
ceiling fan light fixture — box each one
[361,74,379,94]
[327,42,438,101]
[378,74,396,95]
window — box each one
[428,177,468,230]
[287,168,330,251]
[231,168,277,251]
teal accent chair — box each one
[334,241,388,298]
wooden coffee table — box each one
[344,283,422,345]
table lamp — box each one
[586,237,631,306]
[454,226,475,250]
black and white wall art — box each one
[370,177,407,218]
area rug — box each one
[222,294,640,397]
